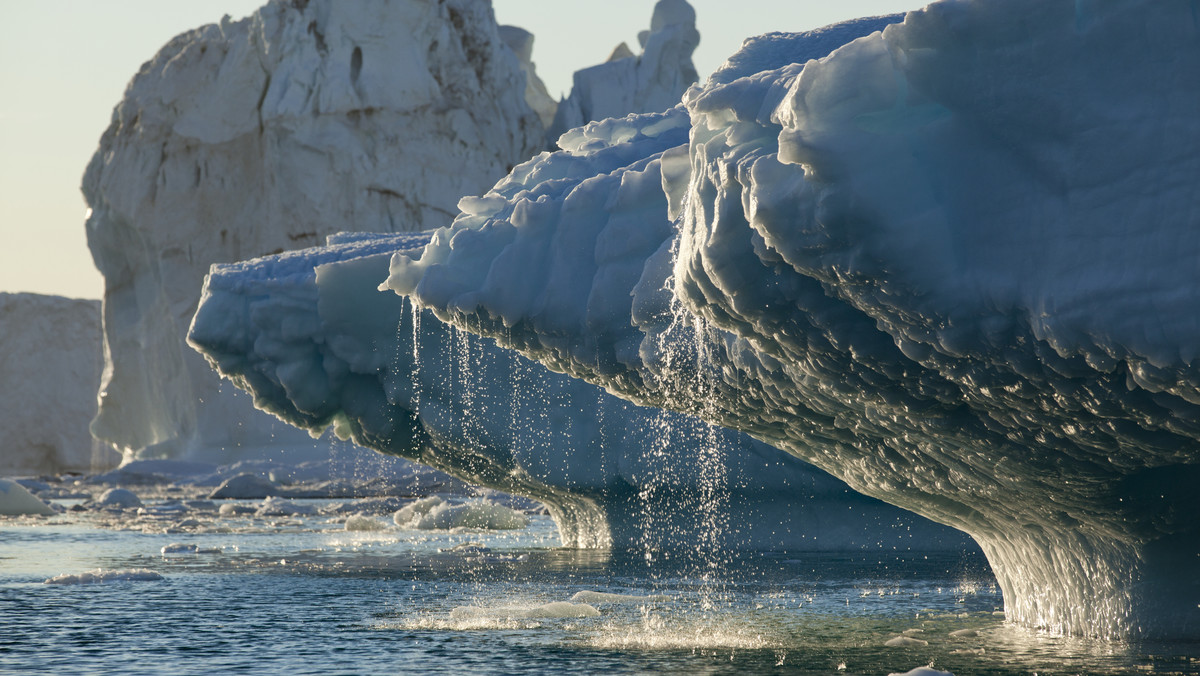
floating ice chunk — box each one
[888,668,954,676]
[884,636,930,648]
[394,497,529,531]
[569,591,672,604]
[344,515,388,531]
[208,473,281,499]
[137,502,188,517]
[255,496,314,517]
[44,569,164,585]
[450,602,600,620]
[393,497,443,524]
[0,478,55,516]
[948,628,977,638]
[95,488,142,509]
[217,503,255,516]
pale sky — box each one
[0,0,918,301]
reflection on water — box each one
[2,502,1197,675]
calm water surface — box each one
[2,500,1197,675]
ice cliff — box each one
[0,294,118,475]
[381,1,1200,640]
[83,0,542,462]
[83,0,706,466]
[189,229,968,551]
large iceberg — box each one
[0,293,118,475]
[189,227,968,551]
[381,2,1200,639]
[83,0,543,462]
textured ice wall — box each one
[83,0,542,461]
[0,294,118,475]
[189,227,968,551]
[498,25,557,129]
[544,0,701,147]
[386,2,1200,639]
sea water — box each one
[2,499,1197,675]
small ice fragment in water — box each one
[569,590,671,604]
[255,496,314,516]
[161,543,199,554]
[884,636,929,647]
[0,479,55,516]
[450,602,600,619]
[218,503,255,516]
[948,628,977,637]
[209,473,281,499]
[344,514,388,531]
[393,497,528,530]
[44,569,164,585]
[95,488,142,509]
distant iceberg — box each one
[378,0,1200,640]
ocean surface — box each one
[2,497,1197,675]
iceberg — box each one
[189,227,968,550]
[544,0,702,147]
[0,293,117,475]
[83,0,543,463]
[380,0,1200,639]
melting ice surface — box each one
[6,488,1196,675]
[382,0,1200,641]
[188,225,970,554]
